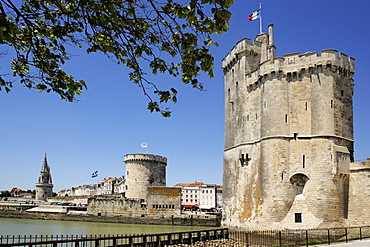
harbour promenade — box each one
[312,238,370,247]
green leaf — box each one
[0,0,232,117]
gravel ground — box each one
[164,238,370,247]
[165,239,254,247]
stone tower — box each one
[123,154,167,200]
[222,24,355,229]
[35,154,53,201]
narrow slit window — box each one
[331,100,333,109]
[305,102,308,111]
[302,155,306,168]
[285,114,288,123]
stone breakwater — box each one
[165,239,245,247]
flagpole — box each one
[259,3,262,34]
[96,176,98,195]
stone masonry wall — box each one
[347,159,370,226]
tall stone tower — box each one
[222,25,355,229]
[35,154,53,201]
[123,154,167,200]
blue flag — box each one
[91,170,98,178]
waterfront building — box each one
[57,177,125,197]
[200,184,217,210]
[10,188,23,197]
[10,188,34,198]
[35,154,53,201]
[114,176,126,194]
[216,187,223,209]
[174,182,222,211]
[96,177,124,195]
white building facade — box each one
[175,182,222,210]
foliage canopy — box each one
[0,0,232,116]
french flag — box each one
[248,9,260,21]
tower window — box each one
[331,100,333,109]
[305,102,308,111]
[285,114,288,123]
[302,155,306,168]
[341,90,344,97]
[295,213,302,223]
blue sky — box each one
[1,0,370,192]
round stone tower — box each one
[123,153,167,200]
[222,24,355,230]
[35,154,53,201]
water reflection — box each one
[0,218,213,236]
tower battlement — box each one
[245,49,355,89]
[222,37,262,70]
[124,153,167,165]
[223,41,355,82]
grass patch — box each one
[308,239,328,245]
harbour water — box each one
[0,218,214,236]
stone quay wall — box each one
[0,205,221,227]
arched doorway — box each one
[290,173,309,195]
